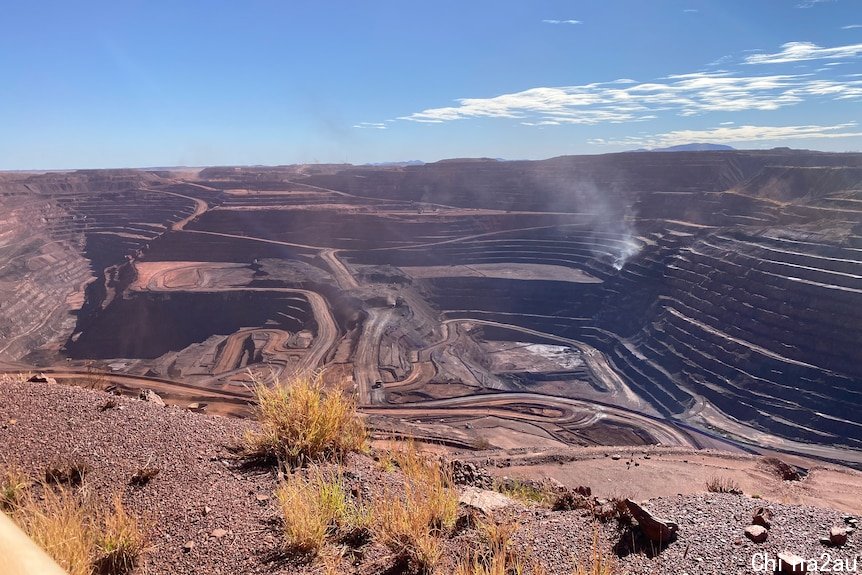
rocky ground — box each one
[1,380,859,574]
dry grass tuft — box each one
[93,495,145,575]
[244,373,366,469]
[371,443,459,573]
[0,372,33,385]
[494,479,555,507]
[14,487,95,575]
[11,487,144,575]
[276,466,366,556]
[572,526,616,575]
[455,518,522,575]
[705,476,742,494]
[1,466,30,511]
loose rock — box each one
[459,487,514,514]
[625,498,678,545]
[829,526,848,546]
[776,552,807,573]
[752,506,774,529]
[744,525,768,543]
[139,389,166,406]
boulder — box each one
[829,526,848,546]
[624,499,678,545]
[762,457,802,481]
[552,492,589,511]
[129,467,159,487]
[776,552,807,574]
[752,506,774,529]
[459,487,514,514]
[139,389,165,406]
[574,485,592,497]
[744,525,768,543]
[27,373,57,385]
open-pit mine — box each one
[2,150,861,466]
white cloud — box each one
[589,122,862,148]
[843,24,862,29]
[353,122,387,130]
[797,0,834,7]
[707,54,733,67]
[720,121,735,125]
[396,72,862,126]
[542,19,581,25]
[683,8,698,13]
[745,41,862,64]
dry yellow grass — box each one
[0,466,29,511]
[705,476,742,494]
[13,487,95,575]
[455,519,522,575]
[371,442,458,572]
[11,487,144,575]
[276,466,366,556]
[0,372,32,385]
[94,496,145,575]
[244,373,366,468]
[572,526,616,575]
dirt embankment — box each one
[1,380,860,575]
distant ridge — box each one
[363,160,425,167]
[635,143,736,152]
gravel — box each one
[2,380,859,575]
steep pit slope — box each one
[0,170,182,363]
[302,150,862,456]
[2,150,862,463]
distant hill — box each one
[363,160,425,167]
[635,143,736,152]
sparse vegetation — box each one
[93,496,145,575]
[572,526,616,575]
[243,373,366,469]
[0,466,29,511]
[12,487,144,575]
[494,478,555,506]
[705,476,742,494]
[15,487,95,575]
[276,466,367,556]
[371,443,459,573]
[455,519,522,575]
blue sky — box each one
[1,0,861,169]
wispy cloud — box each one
[683,9,699,13]
[843,24,862,29]
[707,54,733,67]
[353,122,387,130]
[542,19,581,25]
[745,41,862,64]
[797,0,834,8]
[396,72,862,125]
[589,122,862,147]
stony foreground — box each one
[1,380,859,574]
